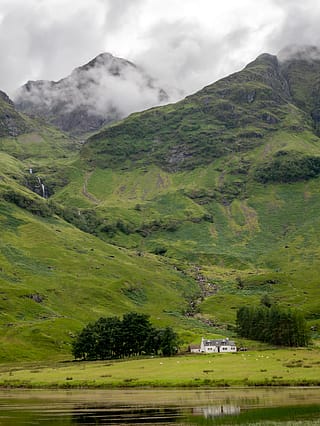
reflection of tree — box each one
[71,406,180,424]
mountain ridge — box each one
[14,52,169,136]
[81,51,319,176]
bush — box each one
[2,190,52,217]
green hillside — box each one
[0,94,211,362]
[2,50,320,362]
[67,52,320,331]
[0,197,207,362]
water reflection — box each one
[0,388,320,425]
[72,406,181,424]
[193,405,240,418]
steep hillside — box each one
[54,48,320,332]
[0,90,32,137]
[82,52,317,174]
[0,196,205,362]
[279,45,320,136]
[0,92,211,362]
[14,53,169,136]
[0,90,77,166]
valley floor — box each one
[0,348,320,388]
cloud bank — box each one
[1,0,320,100]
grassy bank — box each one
[0,348,320,388]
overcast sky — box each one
[1,0,320,98]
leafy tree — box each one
[158,326,179,356]
[94,316,122,359]
[121,312,153,356]
[72,312,180,360]
[71,322,98,360]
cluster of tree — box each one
[236,305,310,347]
[2,189,52,217]
[254,151,320,183]
[72,312,179,360]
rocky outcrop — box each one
[0,90,31,137]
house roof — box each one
[202,338,236,347]
[189,344,201,350]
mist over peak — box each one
[14,52,170,135]
[278,45,320,63]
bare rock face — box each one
[14,53,169,136]
[0,90,31,137]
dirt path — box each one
[82,171,100,204]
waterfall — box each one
[37,176,47,198]
[41,183,46,198]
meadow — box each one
[0,348,320,388]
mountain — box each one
[63,46,320,333]
[2,46,320,362]
[82,50,320,176]
[14,53,169,136]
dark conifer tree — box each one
[236,305,310,347]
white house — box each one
[190,337,237,353]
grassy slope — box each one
[81,54,315,171]
[52,53,320,334]
[52,138,320,330]
[0,100,212,362]
[0,197,215,362]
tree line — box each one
[72,312,179,360]
[236,305,310,347]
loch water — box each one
[0,388,319,425]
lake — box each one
[0,388,319,425]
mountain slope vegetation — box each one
[2,47,320,361]
[72,49,320,331]
[0,91,208,362]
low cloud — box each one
[277,45,320,62]
[135,20,260,98]
[266,0,320,56]
[0,0,107,95]
[2,0,320,105]
[15,53,169,133]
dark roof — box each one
[189,344,201,349]
[203,339,236,346]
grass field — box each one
[0,348,320,388]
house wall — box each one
[198,338,237,354]
[203,346,219,353]
[219,345,237,353]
